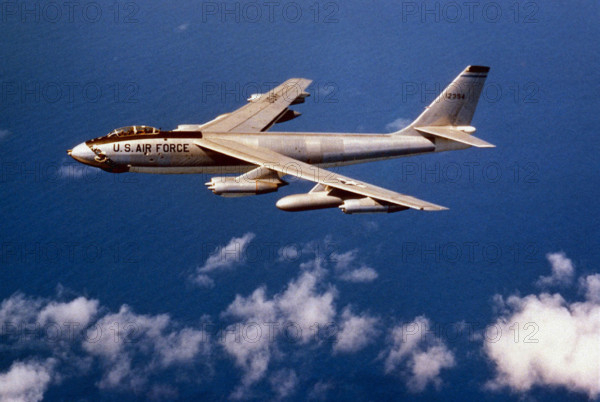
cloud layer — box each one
[0,293,211,400]
[221,267,339,398]
[219,246,382,398]
[331,250,378,283]
[384,316,456,392]
[536,252,575,287]
[0,359,56,402]
[4,243,597,401]
[484,252,600,398]
[192,233,256,287]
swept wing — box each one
[200,78,312,133]
[195,137,447,211]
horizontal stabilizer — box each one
[415,126,495,148]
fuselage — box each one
[68,127,467,174]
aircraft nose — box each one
[68,142,96,165]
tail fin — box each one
[409,65,489,128]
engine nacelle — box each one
[276,192,343,212]
[339,198,407,214]
[206,177,282,197]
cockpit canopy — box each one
[106,125,159,137]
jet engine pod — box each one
[206,177,282,197]
[276,192,343,212]
[339,198,408,214]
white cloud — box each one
[579,273,600,303]
[270,369,298,399]
[217,241,386,396]
[330,250,378,283]
[222,287,278,399]
[0,293,42,328]
[176,22,189,32]
[278,240,378,283]
[277,245,300,262]
[225,287,278,324]
[221,268,337,397]
[385,117,412,132]
[277,269,337,343]
[537,252,575,287]
[199,233,256,273]
[0,292,211,398]
[334,307,379,353]
[84,305,209,391]
[384,316,456,392]
[83,305,166,362]
[0,359,56,402]
[37,297,99,329]
[330,250,357,271]
[0,241,420,399]
[339,266,378,283]
[155,327,209,367]
[298,254,326,272]
[192,233,256,286]
[193,274,215,288]
[0,294,99,338]
[484,291,600,398]
[408,344,456,392]
[308,381,332,400]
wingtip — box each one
[288,77,312,83]
[466,65,490,73]
[421,205,449,211]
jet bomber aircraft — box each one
[68,66,494,214]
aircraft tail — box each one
[398,65,493,148]
[407,65,489,128]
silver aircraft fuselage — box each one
[68,129,466,174]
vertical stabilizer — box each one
[407,65,489,128]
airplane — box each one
[68,65,493,214]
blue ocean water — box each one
[1,1,599,400]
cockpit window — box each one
[106,125,159,137]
